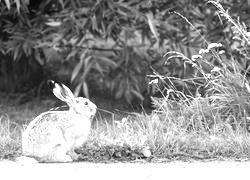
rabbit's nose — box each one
[92,104,97,110]
[91,107,97,112]
[91,105,97,113]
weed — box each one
[0,115,22,160]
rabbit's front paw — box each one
[58,154,73,163]
[67,150,80,161]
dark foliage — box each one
[1,0,250,103]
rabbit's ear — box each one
[47,80,75,103]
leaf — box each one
[83,81,89,98]
[23,0,29,5]
[125,90,133,103]
[45,21,62,27]
[74,83,82,97]
[4,0,10,10]
[66,50,77,60]
[164,22,181,32]
[13,48,20,61]
[34,50,44,65]
[91,15,98,31]
[83,54,92,67]
[81,57,94,80]
[131,89,144,101]
[146,13,158,40]
[71,59,84,82]
[98,56,117,67]
[71,50,88,82]
[115,83,125,99]
[123,27,136,42]
[124,47,129,65]
[246,0,250,6]
[14,0,20,13]
[93,62,104,76]
[59,0,64,9]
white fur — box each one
[22,80,97,163]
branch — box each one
[57,44,120,52]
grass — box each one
[2,101,250,162]
[0,115,22,160]
[79,98,250,162]
[2,0,250,162]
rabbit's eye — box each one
[84,101,88,105]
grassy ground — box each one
[2,1,250,162]
[1,91,250,162]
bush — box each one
[2,0,250,104]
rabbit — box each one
[22,80,97,163]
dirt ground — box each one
[1,159,250,180]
